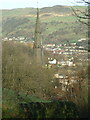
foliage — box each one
[2,88,79,118]
[2,41,55,99]
[19,101,79,118]
[2,41,88,118]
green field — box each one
[1,5,88,44]
[2,88,51,118]
[3,88,79,118]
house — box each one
[47,44,56,47]
[54,74,68,79]
[54,74,64,79]
[59,61,67,66]
[4,37,8,40]
[66,61,75,66]
[54,86,58,89]
[19,37,25,40]
[48,59,57,64]
[20,41,25,43]
[78,38,87,42]
[9,38,12,41]
[71,43,76,46]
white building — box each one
[48,59,57,64]
[66,61,75,66]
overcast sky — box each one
[0,0,85,9]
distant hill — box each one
[1,5,87,44]
[40,5,72,14]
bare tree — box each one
[71,0,90,26]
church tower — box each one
[33,7,43,65]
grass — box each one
[2,88,51,118]
[41,14,78,23]
[2,88,79,118]
[3,88,51,103]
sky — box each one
[0,0,85,9]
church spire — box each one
[34,1,42,48]
[33,1,43,65]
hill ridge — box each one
[2,5,87,44]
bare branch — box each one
[71,7,90,19]
[75,9,88,17]
[78,18,89,26]
[81,0,90,4]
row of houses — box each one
[2,37,29,42]
[44,44,87,56]
[48,57,75,67]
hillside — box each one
[2,5,87,44]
